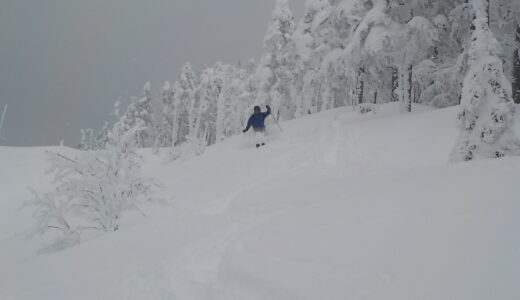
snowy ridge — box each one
[1,104,520,299]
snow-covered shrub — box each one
[167,124,209,161]
[26,123,159,252]
[356,103,378,114]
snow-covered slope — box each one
[1,104,520,299]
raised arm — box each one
[263,105,271,117]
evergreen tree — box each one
[119,82,157,147]
[154,81,176,150]
[341,0,396,109]
[173,63,199,145]
[293,0,346,115]
[95,121,110,150]
[238,60,258,124]
[78,128,95,150]
[489,0,520,81]
[397,16,439,112]
[451,0,520,161]
[216,64,244,142]
[256,0,297,120]
[196,63,223,146]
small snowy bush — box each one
[167,127,209,162]
[355,103,378,114]
[26,123,159,253]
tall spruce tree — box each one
[154,81,176,150]
[173,63,199,145]
[256,0,297,120]
[451,0,520,161]
[118,82,156,147]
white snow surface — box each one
[1,103,520,299]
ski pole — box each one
[270,114,283,132]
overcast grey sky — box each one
[0,0,304,146]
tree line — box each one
[79,0,520,161]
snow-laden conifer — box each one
[256,0,297,121]
[154,81,176,152]
[451,0,520,161]
[173,63,199,145]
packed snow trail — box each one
[1,104,520,299]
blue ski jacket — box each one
[244,107,271,132]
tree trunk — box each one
[352,82,357,106]
[486,0,490,27]
[391,67,399,102]
[513,23,520,104]
[406,64,413,112]
[356,66,365,106]
[316,83,322,113]
[458,83,463,105]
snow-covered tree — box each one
[417,11,462,108]
[451,0,520,161]
[340,0,396,109]
[195,63,223,146]
[216,65,241,142]
[26,119,158,252]
[77,128,95,150]
[256,0,297,121]
[293,0,341,115]
[489,0,520,81]
[154,81,176,151]
[237,60,258,125]
[173,63,199,145]
[118,82,157,147]
[95,121,111,150]
[396,15,439,112]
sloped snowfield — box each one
[1,104,520,299]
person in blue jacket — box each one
[243,105,271,147]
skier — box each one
[243,105,271,147]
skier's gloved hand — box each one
[266,105,271,110]
[242,129,247,133]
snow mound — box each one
[1,104,520,299]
